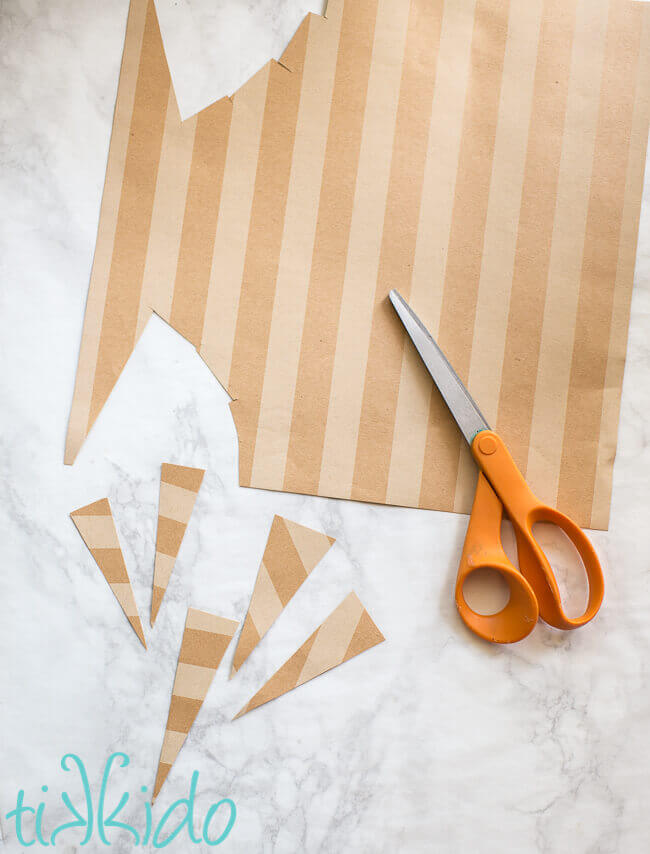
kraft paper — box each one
[153,608,238,800]
[231,515,335,676]
[65,0,650,529]
[70,498,146,647]
[234,592,384,718]
[151,463,205,625]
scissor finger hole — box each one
[531,522,589,619]
[462,567,510,616]
[500,519,519,569]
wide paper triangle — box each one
[153,607,238,801]
[230,515,335,676]
[151,463,205,625]
[71,498,146,647]
[234,592,384,718]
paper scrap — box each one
[70,498,146,647]
[153,608,238,800]
[234,592,384,718]
[151,464,205,625]
[65,0,650,530]
[231,515,335,676]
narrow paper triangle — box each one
[151,464,205,625]
[153,608,238,801]
[234,592,384,719]
[230,515,335,677]
[70,498,146,648]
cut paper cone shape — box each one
[151,464,205,626]
[234,592,384,719]
[64,0,650,532]
[70,498,146,648]
[153,608,238,801]
[231,515,335,677]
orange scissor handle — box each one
[471,430,604,631]
[455,472,539,643]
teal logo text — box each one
[5,752,236,848]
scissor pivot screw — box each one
[478,434,497,455]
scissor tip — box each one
[388,289,403,308]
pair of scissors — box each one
[389,290,604,643]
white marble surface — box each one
[1,1,649,851]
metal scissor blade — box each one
[389,290,490,445]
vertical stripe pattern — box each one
[228,21,310,485]
[386,0,479,510]
[151,464,205,625]
[170,99,232,347]
[496,0,579,470]
[153,608,238,800]
[67,0,650,529]
[234,592,384,718]
[317,0,413,499]
[283,0,380,494]
[524,0,609,505]
[71,498,146,647]
[422,0,512,508]
[249,7,344,490]
[64,0,149,463]
[350,0,444,504]
[590,7,650,529]
[89,0,170,430]
[557,0,646,524]
[231,516,335,676]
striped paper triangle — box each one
[231,515,335,676]
[70,498,146,648]
[153,608,238,801]
[234,592,384,718]
[151,464,205,625]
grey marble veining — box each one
[0,1,649,851]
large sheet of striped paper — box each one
[65,0,650,529]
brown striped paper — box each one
[234,592,384,718]
[231,515,335,676]
[151,463,205,625]
[65,0,650,529]
[70,498,146,647]
[153,608,238,801]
